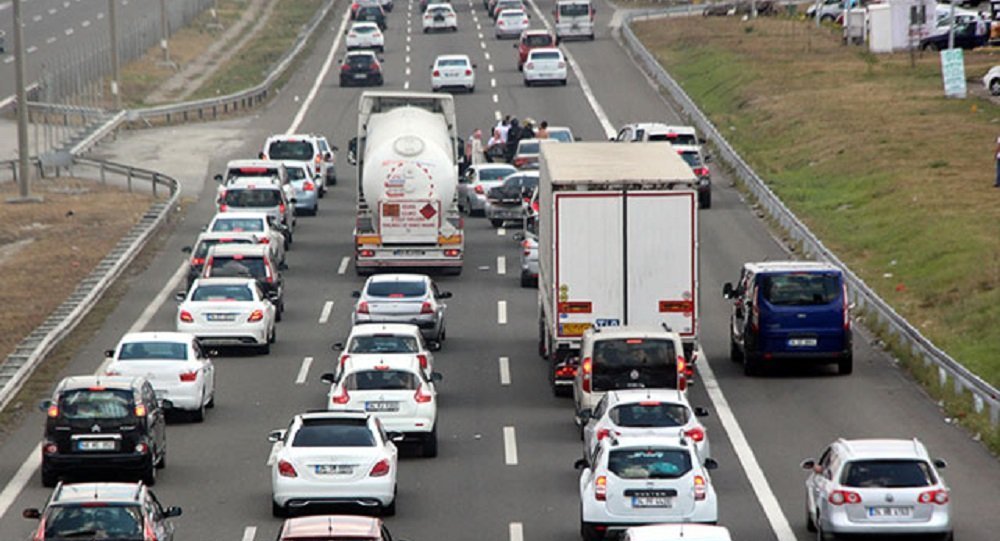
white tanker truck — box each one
[347,92,464,275]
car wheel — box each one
[805,500,817,532]
[206,392,215,408]
[561,78,568,86]
[490,218,504,227]
[588,33,595,41]
[581,522,603,541]
[269,325,276,345]
[838,354,853,376]
[259,342,271,355]
[272,500,289,518]
[700,191,711,209]
[521,272,532,288]
[155,447,166,469]
[990,78,1000,96]
[729,336,744,363]
[524,79,531,87]
[422,427,439,457]
[142,459,157,486]
[820,14,835,22]
[452,25,458,32]
[423,27,429,33]
[468,85,475,93]
[191,398,206,423]
[382,491,397,516]
[518,63,523,72]
[438,325,446,342]
[41,466,58,488]
[743,352,761,377]
[311,204,319,216]
[815,516,834,541]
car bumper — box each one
[44,452,152,474]
[432,76,474,89]
[582,498,718,527]
[525,69,567,81]
[272,476,395,507]
[486,204,524,221]
[178,322,269,346]
[341,73,382,85]
[378,416,436,436]
[823,510,951,535]
[496,27,525,37]
[152,383,205,411]
[556,23,593,37]
[424,21,455,30]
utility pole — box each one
[947,0,956,50]
[108,0,121,109]
[8,0,36,203]
[159,0,172,66]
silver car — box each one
[460,163,517,216]
[802,438,952,540]
[351,274,452,345]
[282,161,319,216]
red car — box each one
[515,29,555,71]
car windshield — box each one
[841,460,936,488]
[349,335,420,353]
[45,504,142,539]
[344,370,420,391]
[547,129,572,143]
[286,167,308,181]
[525,34,553,46]
[609,402,689,428]
[194,238,254,259]
[118,342,187,361]
[366,281,427,298]
[191,284,254,302]
[59,389,133,420]
[591,338,679,392]
[208,256,267,280]
[559,3,589,15]
[531,51,561,61]
[480,167,516,181]
[292,419,376,447]
[438,59,468,67]
[517,142,540,154]
[761,272,841,306]
[649,133,698,145]
[222,189,282,208]
[267,141,314,161]
[211,218,264,233]
[608,448,692,479]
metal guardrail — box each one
[71,111,128,156]
[619,13,1000,427]
[0,157,181,412]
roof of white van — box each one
[744,261,841,274]
[625,524,732,541]
[540,142,697,185]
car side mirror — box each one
[437,291,453,299]
[181,246,192,254]
[104,349,115,358]
[428,340,442,351]
[577,409,592,422]
[267,291,280,302]
[722,282,734,298]
[704,154,712,163]
[22,508,41,519]
[800,459,816,470]
[267,429,286,443]
[38,399,52,413]
[352,290,361,298]
[431,372,444,382]
[320,372,337,384]
[512,231,525,241]
[332,342,345,351]
[163,506,182,518]
[694,406,710,417]
[573,458,588,470]
[387,431,405,442]
[934,458,948,469]
[174,291,187,302]
[214,174,223,183]
[704,458,719,470]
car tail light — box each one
[522,240,531,256]
[694,475,707,500]
[554,363,577,378]
[279,203,286,215]
[751,286,760,333]
[842,282,850,330]
[474,184,485,194]
[522,17,528,24]
[134,404,147,417]
[179,371,198,382]
[694,167,709,177]
[433,69,441,76]
[828,490,861,505]
[424,13,432,18]
[417,354,429,369]
[420,301,434,314]
[43,442,58,454]
[341,64,351,71]
[259,237,270,244]
[248,309,265,322]
[143,519,158,541]
[595,475,607,501]
[105,369,121,377]
[371,63,381,72]
[414,383,433,403]
[677,355,688,391]
[685,427,705,442]
[331,386,351,404]
[191,257,205,266]
[581,357,592,392]
[218,204,229,212]
[514,157,527,167]
[444,249,461,257]
[135,442,149,454]
[525,62,533,70]
[357,301,370,314]
[919,489,949,505]
[498,19,506,25]
[179,310,194,323]
[596,428,612,441]
[303,180,315,191]
[370,458,391,477]
[277,459,298,477]
[465,69,472,76]
[374,32,382,38]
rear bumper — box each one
[44,452,151,474]
[273,477,395,507]
[824,511,951,535]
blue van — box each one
[722,262,852,376]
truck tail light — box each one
[179,310,194,323]
[332,387,351,404]
[595,475,607,501]
[918,489,949,505]
[369,458,391,477]
[684,427,705,442]
[277,459,298,477]
[420,301,434,314]
[828,490,861,505]
[417,354,429,369]
[694,475,707,500]
[248,309,265,322]
[179,371,198,382]
[444,249,460,257]
[357,301,370,314]
[359,249,375,257]
[581,357,592,392]
[414,384,433,403]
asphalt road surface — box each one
[1,1,999,540]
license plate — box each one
[77,440,116,451]
[867,506,913,517]
[206,313,236,322]
[571,23,580,29]
[353,74,367,79]
[632,496,673,508]
[365,401,400,412]
[315,464,354,475]
[393,249,426,256]
[788,338,817,347]
[560,322,592,336]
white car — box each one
[269,411,400,517]
[334,323,440,379]
[322,355,442,457]
[346,21,385,51]
[351,274,451,344]
[216,177,296,231]
[216,159,297,206]
[206,210,290,253]
[581,389,711,464]
[259,134,338,193]
[495,8,529,39]
[460,163,517,216]
[431,54,476,93]
[623,524,732,541]
[577,435,719,540]
[984,65,1000,96]
[176,278,277,354]
[523,47,567,86]
[422,4,458,32]
[103,332,216,422]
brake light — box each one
[179,310,194,323]
[371,62,381,73]
[135,442,149,454]
[303,180,315,191]
[514,157,527,167]
[555,363,577,378]
[595,475,607,501]
[370,458,391,477]
[414,383,433,403]
[677,355,688,391]
[143,519,158,541]
[694,167,710,177]
[191,257,205,266]
[581,357,592,392]
[685,427,705,442]
[525,62,533,70]
[32,518,46,541]
[247,309,265,323]
[47,404,59,418]
[558,61,566,69]
[424,13,432,18]
[349,32,358,37]
[433,69,441,76]
[359,249,375,257]
[596,428,612,441]
[918,489,949,505]
[339,354,350,369]
[417,354,429,369]
[279,203,286,214]
[332,387,351,404]
[341,64,351,72]
[474,184,485,194]
[43,442,58,454]
[444,249,461,257]
[498,19,505,25]
[357,301,370,314]
[842,282,850,330]
[259,237,270,244]
[828,490,861,505]
[179,371,198,382]
[105,370,121,376]
[420,301,434,314]
[134,404,147,417]
[694,475,707,500]
[465,69,472,76]
[218,204,228,212]
[277,459,298,477]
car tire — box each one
[206,392,215,408]
[561,78,568,86]
[838,354,853,376]
[468,85,475,93]
[521,272,532,288]
[269,325,276,345]
[382,490,397,516]
[805,501,817,532]
[581,522,603,541]
[191,399,206,423]
[990,79,1000,96]
[259,342,271,355]
[490,218,504,227]
[518,63,523,72]
[424,27,429,33]
[820,14,835,22]
[272,500,289,518]
[422,428,439,457]
[588,33,595,41]
[815,517,834,541]
[142,459,157,486]
[156,448,166,469]
[744,353,761,377]
[311,204,319,216]
[452,26,458,32]
[524,79,531,87]
[700,191,711,209]
[41,466,58,488]
[729,336,744,363]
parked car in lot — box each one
[351,274,451,344]
[802,438,952,541]
[920,10,989,50]
[176,277,278,354]
[459,163,517,215]
[515,29,556,70]
[347,21,386,51]
[523,47,568,86]
[276,515,397,541]
[431,54,476,92]
[983,64,1000,95]
[341,51,385,87]
[423,3,458,32]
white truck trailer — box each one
[537,142,700,393]
[347,92,464,275]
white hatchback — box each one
[346,22,385,51]
[334,323,439,379]
[422,3,458,32]
[103,332,216,422]
[495,8,529,39]
[431,54,476,92]
[523,47,567,86]
[176,278,277,354]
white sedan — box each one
[334,323,439,379]
[103,332,216,422]
[176,277,277,354]
[495,8,529,39]
[431,54,475,93]
[346,22,385,51]
[269,411,399,517]
[206,210,288,262]
[422,3,457,32]
[983,65,1000,96]
[523,47,567,86]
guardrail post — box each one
[127,167,133,192]
[152,173,158,198]
[991,403,999,427]
[11,161,17,184]
[100,161,106,185]
[212,105,217,119]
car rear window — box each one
[547,129,572,143]
[530,51,562,61]
[608,448,692,479]
[525,34,553,46]
[677,151,702,168]
[211,218,264,233]
[293,419,376,447]
[501,9,525,17]
[349,335,420,353]
[348,55,375,68]
[479,167,516,181]
[518,141,540,154]
[223,189,283,208]
[191,284,254,302]
[559,3,590,16]
[841,460,936,488]
[354,24,378,33]
[118,342,187,361]
[208,256,267,280]
[228,167,280,179]
[267,141,314,161]
[194,238,254,259]
[591,338,678,392]
[648,133,697,145]
[609,402,689,428]
[286,167,308,181]
[438,59,468,67]
[366,281,427,298]
[761,272,841,306]
[59,389,133,420]
[45,504,142,538]
[344,370,420,391]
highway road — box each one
[1,0,1000,539]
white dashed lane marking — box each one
[499,356,511,385]
[318,301,334,324]
[491,78,496,88]
[497,255,506,274]
[338,256,350,275]
[509,523,524,541]
[497,300,507,324]
[295,357,314,385]
[503,426,518,465]
[497,227,506,236]
[242,526,257,541]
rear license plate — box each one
[788,338,817,347]
[393,249,426,256]
[366,401,400,412]
[353,74,367,79]
[315,464,354,475]
[632,496,673,508]
[559,322,592,336]
[77,440,117,451]
[867,506,913,517]
[206,313,236,322]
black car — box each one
[24,482,181,541]
[340,52,384,87]
[486,172,538,227]
[920,16,989,51]
[39,376,167,487]
[355,5,388,29]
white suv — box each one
[801,438,952,540]
[576,435,719,540]
[260,134,338,194]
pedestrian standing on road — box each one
[995,135,1000,187]
[486,128,504,162]
[505,118,522,162]
[497,116,511,144]
[521,118,536,140]
[467,129,485,166]
[536,120,549,139]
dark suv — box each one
[23,482,181,541]
[39,376,167,487]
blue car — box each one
[283,161,319,216]
[723,261,852,376]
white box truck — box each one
[347,91,464,275]
[537,142,700,394]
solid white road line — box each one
[497,255,506,274]
[497,300,507,324]
[287,6,350,134]
[338,256,350,275]
[497,226,505,236]
[503,426,518,465]
[509,522,524,541]
[318,301,334,324]
[242,526,257,541]
[499,356,511,385]
[295,357,314,385]
[0,445,41,521]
